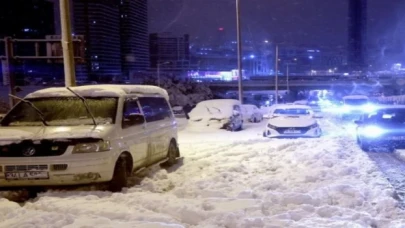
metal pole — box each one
[286,63,290,91]
[236,0,243,104]
[157,63,160,87]
[4,37,16,108]
[275,45,279,104]
[60,0,76,87]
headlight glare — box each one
[361,126,385,138]
[73,140,111,153]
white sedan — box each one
[263,104,322,138]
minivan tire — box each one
[109,157,128,192]
[163,141,179,166]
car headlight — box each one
[309,123,319,129]
[363,104,375,113]
[360,126,385,138]
[267,123,277,129]
[73,140,111,153]
[342,106,351,113]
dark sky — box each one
[149,0,405,47]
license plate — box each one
[284,130,301,134]
[5,171,49,180]
[391,136,405,140]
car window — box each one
[122,98,144,127]
[274,108,311,115]
[138,97,173,122]
[365,109,405,124]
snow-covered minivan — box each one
[0,85,180,192]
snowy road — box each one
[1,116,405,227]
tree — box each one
[143,75,213,107]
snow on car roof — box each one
[196,99,241,107]
[25,84,169,100]
[343,95,369,100]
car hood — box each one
[0,125,115,145]
[268,116,316,127]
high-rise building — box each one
[72,0,122,81]
[120,0,149,77]
[0,0,55,39]
[348,0,367,70]
[150,33,190,71]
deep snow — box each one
[1,116,405,227]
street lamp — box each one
[236,0,243,103]
[157,61,170,87]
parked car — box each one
[355,105,405,152]
[0,85,180,192]
[263,104,322,138]
[188,99,243,131]
[241,104,263,123]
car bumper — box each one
[264,127,322,138]
[361,137,405,148]
[0,152,116,187]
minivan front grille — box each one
[5,165,48,172]
[51,164,68,171]
[0,140,70,157]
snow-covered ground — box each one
[1,116,405,227]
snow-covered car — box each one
[355,105,405,152]
[188,99,243,131]
[0,85,180,192]
[241,104,263,123]
[340,95,372,119]
[263,104,322,138]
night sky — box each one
[149,0,405,47]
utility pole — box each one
[236,0,243,104]
[286,63,290,91]
[275,45,279,104]
[4,37,16,108]
[60,0,76,87]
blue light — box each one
[250,54,255,59]
[309,56,314,60]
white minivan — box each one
[0,85,180,192]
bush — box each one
[143,76,213,107]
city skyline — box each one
[149,0,405,48]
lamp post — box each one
[157,61,170,87]
[275,45,279,104]
[236,0,243,103]
[60,0,76,87]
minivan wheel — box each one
[163,141,179,166]
[109,158,128,192]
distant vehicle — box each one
[263,104,322,138]
[340,95,372,119]
[0,85,180,192]
[241,104,263,123]
[188,99,243,131]
[355,105,405,152]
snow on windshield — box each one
[1,97,118,126]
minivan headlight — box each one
[73,140,111,153]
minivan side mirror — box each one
[122,114,145,128]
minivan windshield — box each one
[1,97,118,126]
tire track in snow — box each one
[367,151,405,208]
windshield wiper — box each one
[66,87,97,126]
[9,94,48,126]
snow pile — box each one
[1,118,405,227]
